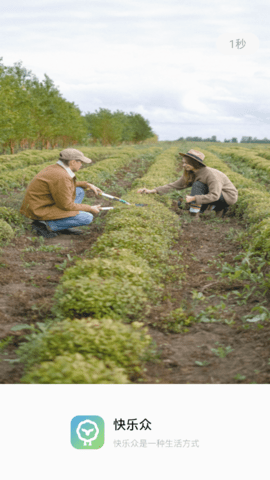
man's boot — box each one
[31,221,58,238]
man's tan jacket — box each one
[20,164,92,220]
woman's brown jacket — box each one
[155,166,238,205]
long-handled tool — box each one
[100,205,147,210]
[99,191,148,208]
[99,192,131,205]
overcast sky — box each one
[1,0,270,141]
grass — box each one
[0,336,12,352]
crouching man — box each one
[20,148,102,238]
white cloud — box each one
[1,0,270,140]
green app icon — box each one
[71,416,104,449]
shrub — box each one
[161,307,196,333]
[21,353,129,384]
[0,219,14,242]
[18,317,152,375]
[103,197,179,237]
[54,254,155,319]
[249,218,270,252]
[92,229,171,268]
[0,207,22,225]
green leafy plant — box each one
[21,354,129,384]
[211,343,233,358]
[54,252,156,320]
[17,317,152,382]
[243,306,270,323]
[0,207,21,225]
[0,336,12,352]
[195,360,210,367]
[23,261,41,268]
[23,243,63,253]
[0,219,14,243]
[233,374,246,381]
[191,290,205,301]
[55,260,68,270]
[194,305,224,323]
[161,307,196,333]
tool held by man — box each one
[99,192,131,205]
[96,191,148,208]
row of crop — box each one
[17,146,181,383]
[0,145,162,191]
[208,145,270,178]
[201,148,270,254]
[0,145,146,170]
[207,143,270,151]
[253,150,270,161]
[76,146,162,185]
[1,149,62,171]
[54,146,180,319]
[205,146,270,190]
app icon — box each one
[71,416,104,449]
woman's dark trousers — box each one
[190,181,229,214]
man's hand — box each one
[186,195,196,203]
[86,183,103,197]
[137,188,157,194]
[90,204,102,214]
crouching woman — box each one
[138,149,238,217]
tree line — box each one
[240,136,270,144]
[177,136,219,142]
[0,59,155,154]
[0,59,87,153]
[178,135,270,144]
[84,109,154,146]
[224,137,270,143]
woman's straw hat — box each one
[179,149,206,166]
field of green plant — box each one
[203,144,270,254]
[1,141,270,384]
[0,145,163,191]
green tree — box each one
[0,60,35,152]
[0,59,88,153]
[127,113,154,143]
[84,109,154,145]
[85,109,123,145]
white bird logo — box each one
[82,428,94,436]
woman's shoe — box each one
[189,212,200,220]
